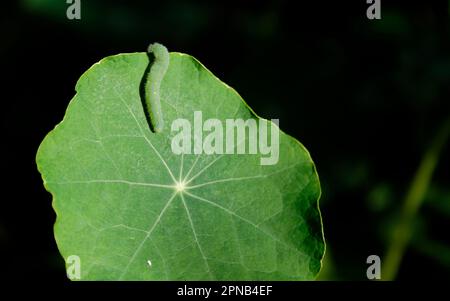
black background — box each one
[1,0,449,283]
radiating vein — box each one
[118,191,178,279]
[180,193,213,279]
[183,191,307,258]
[179,152,184,182]
[183,154,201,182]
[113,86,177,183]
[50,179,174,188]
[185,154,225,184]
[187,175,265,189]
[187,162,303,190]
[183,104,242,184]
[98,224,149,234]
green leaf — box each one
[36,52,324,280]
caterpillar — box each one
[145,42,169,133]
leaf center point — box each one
[174,180,186,192]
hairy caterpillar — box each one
[145,42,169,133]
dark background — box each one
[1,0,449,281]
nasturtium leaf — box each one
[36,51,325,280]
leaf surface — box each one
[36,52,324,280]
